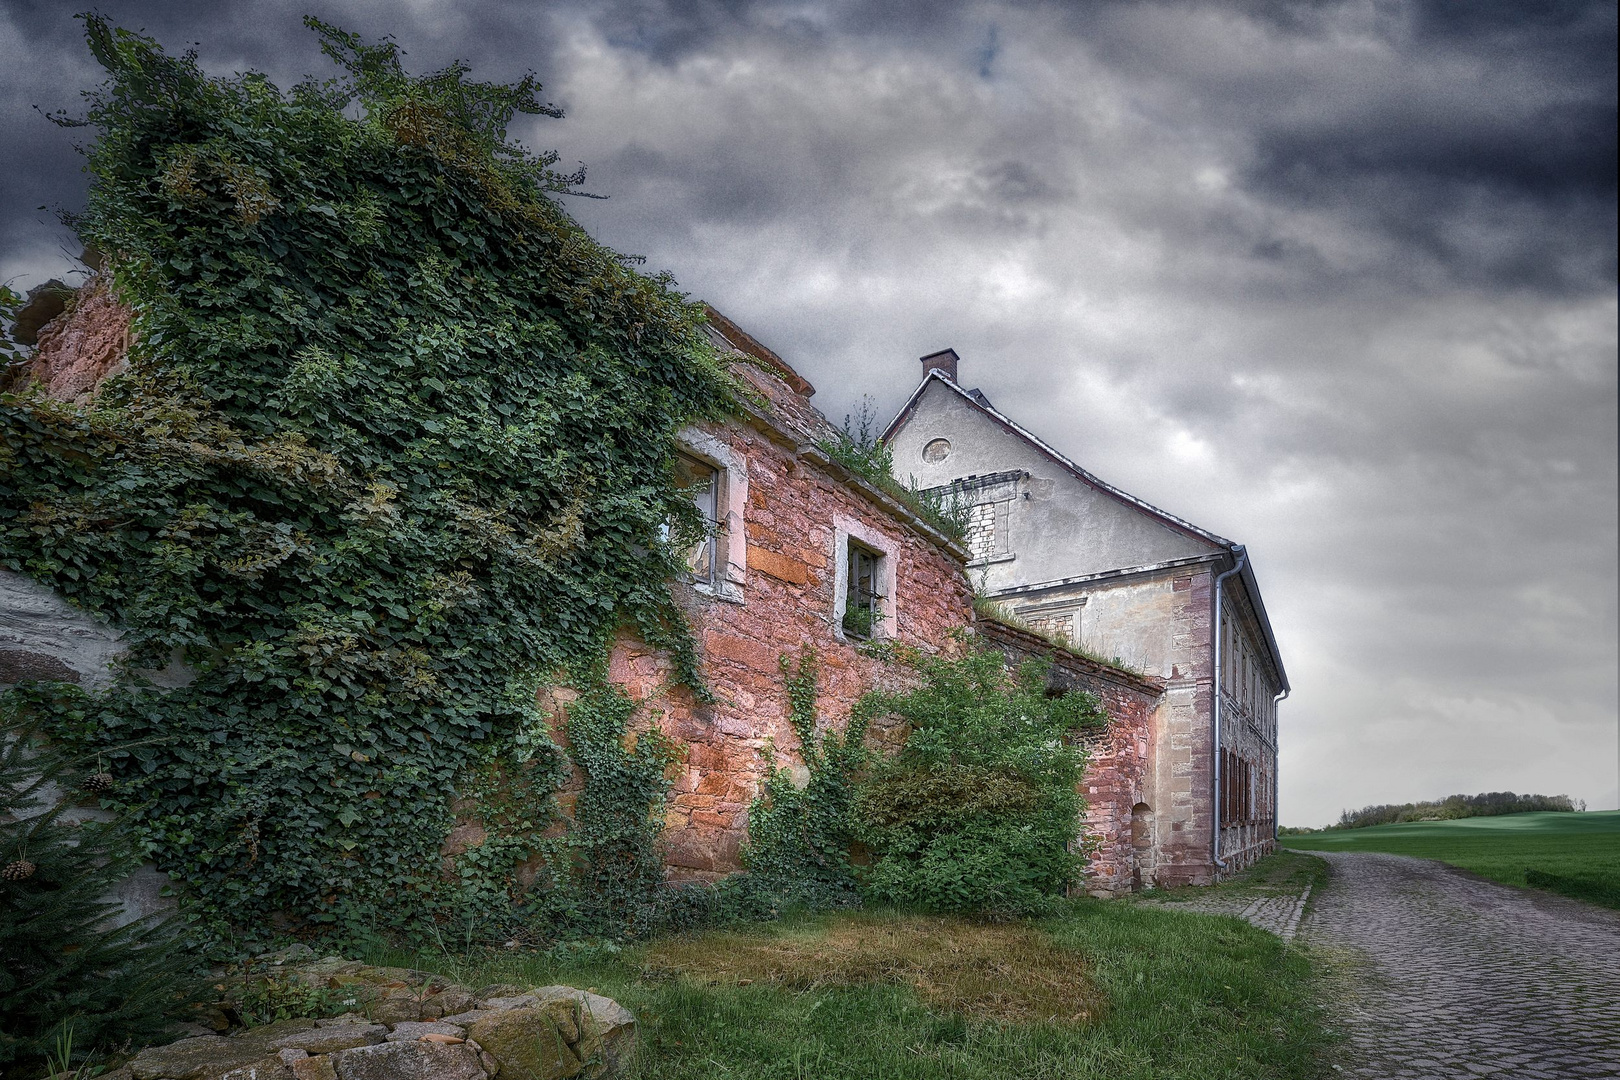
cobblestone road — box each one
[1301,851,1620,1079]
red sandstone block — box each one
[747,544,811,585]
[690,810,730,828]
[695,772,730,796]
[706,632,779,671]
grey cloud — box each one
[2,0,1614,821]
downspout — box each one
[1271,688,1289,842]
[1211,545,1247,875]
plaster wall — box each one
[886,382,1214,585]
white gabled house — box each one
[884,350,1289,884]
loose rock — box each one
[327,1040,486,1080]
[383,1021,465,1042]
[466,1009,583,1080]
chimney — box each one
[920,348,959,382]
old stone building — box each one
[578,309,979,879]
[4,280,1265,900]
[884,351,1289,884]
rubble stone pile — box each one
[108,953,636,1080]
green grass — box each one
[1281,810,1620,909]
[1138,848,1326,905]
[367,899,1333,1079]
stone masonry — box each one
[548,321,979,880]
[980,620,1164,896]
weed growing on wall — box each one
[818,398,966,542]
[549,682,683,936]
[0,17,735,951]
[731,653,869,912]
[855,647,1105,917]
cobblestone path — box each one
[1302,850,1620,1079]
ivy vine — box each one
[0,17,736,951]
[730,652,870,912]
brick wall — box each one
[977,620,1165,896]
[552,365,976,880]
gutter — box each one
[1271,688,1289,841]
[1211,544,1247,874]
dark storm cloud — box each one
[1,0,571,284]
[2,0,1615,822]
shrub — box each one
[731,653,868,913]
[0,708,201,1069]
[853,647,1104,917]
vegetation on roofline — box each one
[817,397,968,543]
[972,596,1152,680]
[0,15,738,953]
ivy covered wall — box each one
[0,18,736,950]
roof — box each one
[698,310,970,562]
[883,369,1289,691]
[703,305,815,397]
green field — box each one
[1281,810,1620,909]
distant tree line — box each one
[1329,792,1584,830]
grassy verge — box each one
[365,901,1332,1079]
[1137,849,1327,906]
[1281,810,1620,910]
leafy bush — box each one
[730,647,1105,920]
[854,647,1105,917]
[0,17,736,952]
[731,653,868,913]
[234,974,356,1027]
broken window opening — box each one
[672,451,722,587]
[843,540,886,638]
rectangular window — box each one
[673,452,720,586]
[843,540,885,638]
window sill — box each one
[692,579,745,604]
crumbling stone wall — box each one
[979,619,1165,896]
[4,274,132,402]
[623,426,971,877]
[549,355,977,881]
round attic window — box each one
[922,438,952,463]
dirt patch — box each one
[642,913,1102,1026]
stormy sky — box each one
[3,1,1615,825]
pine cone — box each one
[2,859,36,881]
[82,772,115,792]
